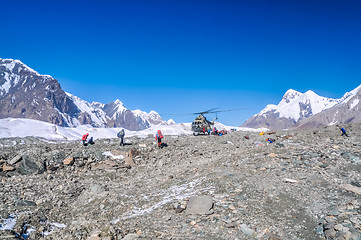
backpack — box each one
[117,130,125,138]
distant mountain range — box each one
[0,58,167,131]
[242,85,361,130]
[1,58,360,132]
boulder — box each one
[125,157,135,167]
[185,195,213,215]
[129,148,140,159]
[17,155,40,175]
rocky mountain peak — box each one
[281,89,302,103]
[294,84,361,129]
[242,86,361,130]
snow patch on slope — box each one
[0,118,266,140]
[66,92,107,127]
[340,84,361,104]
[349,99,359,110]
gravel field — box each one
[0,124,360,240]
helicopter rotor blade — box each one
[160,107,249,118]
[206,108,250,114]
[193,108,219,115]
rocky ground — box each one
[0,124,360,240]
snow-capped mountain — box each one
[242,85,361,130]
[294,85,361,129]
[0,58,165,130]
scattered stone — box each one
[334,223,344,231]
[63,157,75,165]
[228,204,236,210]
[87,232,101,240]
[224,222,236,228]
[15,198,37,207]
[174,205,185,213]
[284,178,299,183]
[2,164,15,171]
[315,226,323,235]
[268,153,278,158]
[240,223,253,236]
[8,154,22,165]
[340,184,361,195]
[328,210,340,216]
[122,233,140,240]
[324,228,337,239]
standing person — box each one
[155,130,164,148]
[213,127,218,135]
[117,129,125,146]
[82,133,89,146]
[340,127,349,137]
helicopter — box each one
[191,109,216,135]
[191,108,244,135]
[160,108,246,135]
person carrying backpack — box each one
[117,129,125,146]
[155,130,164,148]
[340,127,349,137]
[82,133,89,146]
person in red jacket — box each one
[155,130,164,148]
[82,133,89,146]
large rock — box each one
[185,195,213,215]
[129,148,140,159]
[17,155,41,175]
[63,157,75,165]
[91,160,118,172]
[8,154,22,165]
[124,157,135,167]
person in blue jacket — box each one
[340,127,348,137]
[117,129,125,146]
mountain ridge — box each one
[242,84,361,130]
[0,58,166,130]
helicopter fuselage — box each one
[191,115,214,135]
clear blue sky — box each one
[1,0,360,126]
